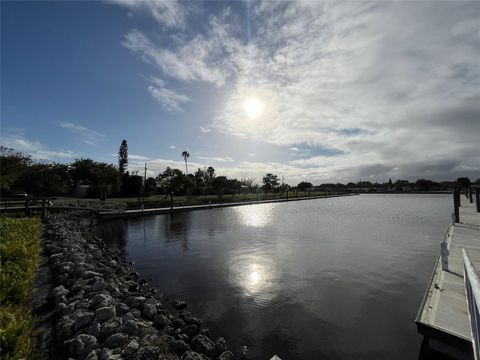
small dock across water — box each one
[416,189,480,359]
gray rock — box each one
[184,316,202,329]
[126,296,145,309]
[116,302,129,314]
[153,314,170,329]
[181,351,204,360]
[91,294,114,309]
[131,346,160,360]
[122,320,139,336]
[141,303,157,319]
[79,321,100,338]
[73,309,95,331]
[173,300,187,310]
[131,309,141,318]
[57,316,75,341]
[122,312,134,322]
[172,340,190,355]
[104,333,129,349]
[100,317,123,339]
[122,339,139,358]
[191,335,215,356]
[96,306,116,323]
[82,270,102,279]
[90,277,107,292]
[215,337,226,354]
[218,351,234,360]
[173,318,186,329]
[53,285,69,302]
[181,324,198,338]
[68,334,98,359]
[75,299,91,310]
[85,350,99,360]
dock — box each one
[97,193,355,219]
[416,190,480,359]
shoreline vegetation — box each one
[0,216,41,360]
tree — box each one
[457,177,471,190]
[117,139,128,174]
[181,151,190,174]
[144,177,157,196]
[18,163,71,196]
[0,147,32,195]
[262,173,280,192]
[415,179,435,191]
[206,166,215,180]
[297,181,313,193]
[212,176,228,201]
[156,167,185,194]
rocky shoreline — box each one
[41,212,234,360]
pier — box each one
[97,193,355,219]
[416,189,480,359]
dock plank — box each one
[416,195,480,358]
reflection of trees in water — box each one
[96,219,127,253]
[164,212,191,251]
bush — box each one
[0,216,41,359]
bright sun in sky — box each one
[243,97,264,119]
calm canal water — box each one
[98,194,453,360]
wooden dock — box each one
[97,193,354,219]
[416,196,480,359]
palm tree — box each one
[181,151,190,174]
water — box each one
[98,194,453,360]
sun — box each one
[243,97,264,119]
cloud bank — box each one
[116,1,480,182]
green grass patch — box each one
[0,216,41,360]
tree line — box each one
[1,142,478,200]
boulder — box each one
[104,333,129,349]
[68,334,99,359]
[191,335,215,357]
[95,306,116,323]
[72,309,95,331]
[218,351,234,360]
[173,300,187,310]
[172,339,190,355]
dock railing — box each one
[463,248,480,360]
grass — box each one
[0,216,41,360]
[111,191,334,210]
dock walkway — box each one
[416,199,480,359]
[98,193,354,219]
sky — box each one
[1,1,479,184]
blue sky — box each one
[2,1,480,183]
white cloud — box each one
[200,126,211,133]
[170,145,176,149]
[197,155,234,163]
[147,77,190,112]
[109,0,189,29]
[59,121,105,146]
[122,1,480,181]
[1,134,77,160]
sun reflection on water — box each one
[234,204,276,227]
[227,254,278,304]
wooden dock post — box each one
[453,189,460,223]
[24,198,30,217]
[476,189,480,213]
[41,199,47,219]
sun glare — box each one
[244,97,264,119]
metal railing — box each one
[463,248,480,360]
